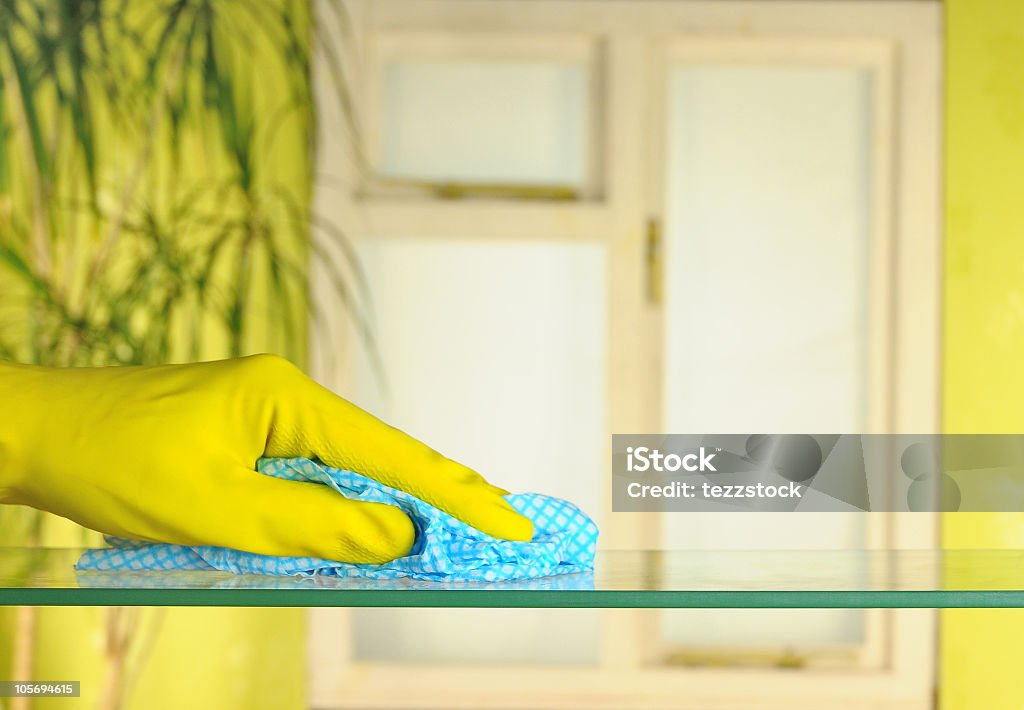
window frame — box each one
[308,1,942,708]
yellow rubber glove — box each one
[0,354,532,563]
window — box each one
[309,2,941,708]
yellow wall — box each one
[943,0,1024,707]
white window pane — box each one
[660,66,873,647]
[663,66,870,435]
[658,609,865,650]
[354,609,598,665]
[351,239,605,664]
[379,62,589,186]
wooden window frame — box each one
[308,2,942,708]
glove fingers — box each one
[206,468,416,564]
[265,377,533,542]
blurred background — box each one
[0,0,1020,708]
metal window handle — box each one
[646,216,663,306]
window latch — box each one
[646,216,663,306]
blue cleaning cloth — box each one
[74,566,596,591]
[76,457,598,582]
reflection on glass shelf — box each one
[2,549,1024,607]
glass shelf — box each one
[1,548,1022,608]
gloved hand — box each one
[0,354,533,563]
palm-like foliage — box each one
[0,0,373,368]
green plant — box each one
[0,0,374,368]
